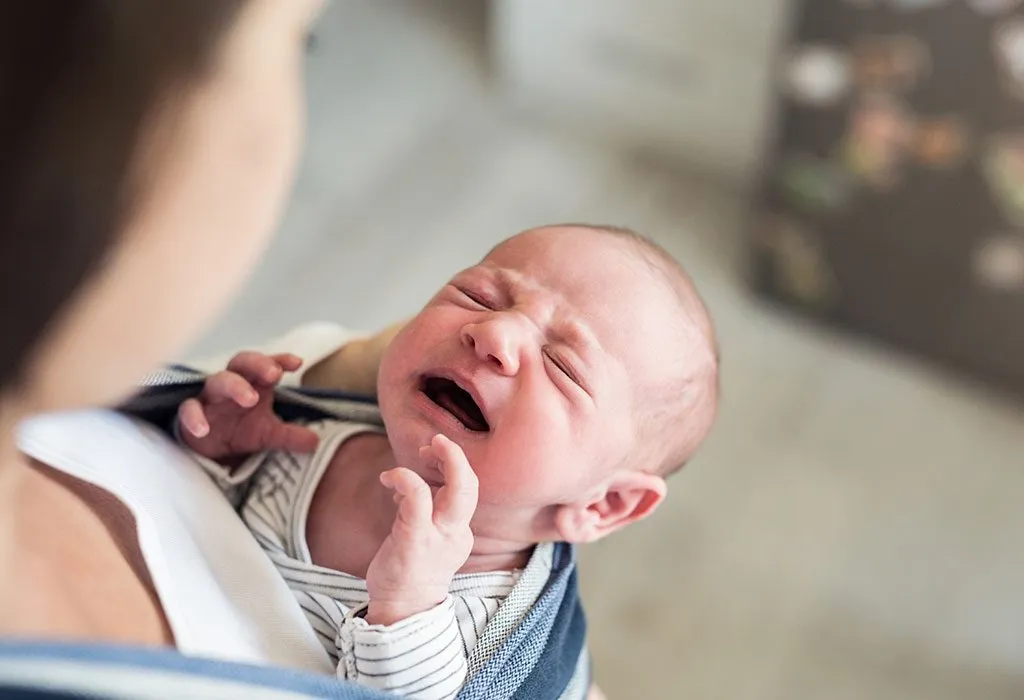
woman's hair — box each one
[0,2,249,391]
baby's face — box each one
[377,227,686,515]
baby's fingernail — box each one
[193,424,209,438]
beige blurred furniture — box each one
[490,0,791,187]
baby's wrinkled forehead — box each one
[484,229,661,309]
[481,225,625,265]
[484,227,711,372]
[481,227,657,297]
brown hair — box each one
[0,2,250,392]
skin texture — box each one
[0,0,327,641]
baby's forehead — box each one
[483,226,625,263]
[488,225,691,312]
[481,228,658,295]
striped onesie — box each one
[190,420,551,700]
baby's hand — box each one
[365,435,478,625]
[178,351,319,462]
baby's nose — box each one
[461,321,520,375]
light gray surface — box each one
[191,3,1024,698]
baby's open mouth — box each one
[421,376,489,432]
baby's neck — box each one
[459,535,534,573]
[306,430,534,577]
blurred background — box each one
[188,1,1024,697]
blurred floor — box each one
[189,2,1024,698]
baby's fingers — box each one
[203,371,259,408]
[226,351,297,387]
[178,398,210,438]
[269,422,320,454]
[269,353,304,374]
[431,435,478,529]
[380,468,433,531]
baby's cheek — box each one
[472,448,562,507]
[479,462,530,500]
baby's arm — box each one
[301,319,406,394]
[182,320,406,393]
[336,434,478,698]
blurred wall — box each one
[491,0,793,187]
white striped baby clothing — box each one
[189,420,526,700]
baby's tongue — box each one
[438,392,476,430]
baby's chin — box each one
[381,414,443,467]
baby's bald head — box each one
[536,224,720,476]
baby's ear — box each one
[554,471,666,544]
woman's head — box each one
[0,0,324,414]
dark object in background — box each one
[752,0,1024,401]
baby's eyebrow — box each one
[554,321,600,359]
[458,264,508,287]
[491,267,518,293]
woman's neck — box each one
[0,443,97,637]
[4,458,173,644]
[0,406,171,644]
[0,417,21,627]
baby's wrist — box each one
[365,595,445,626]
